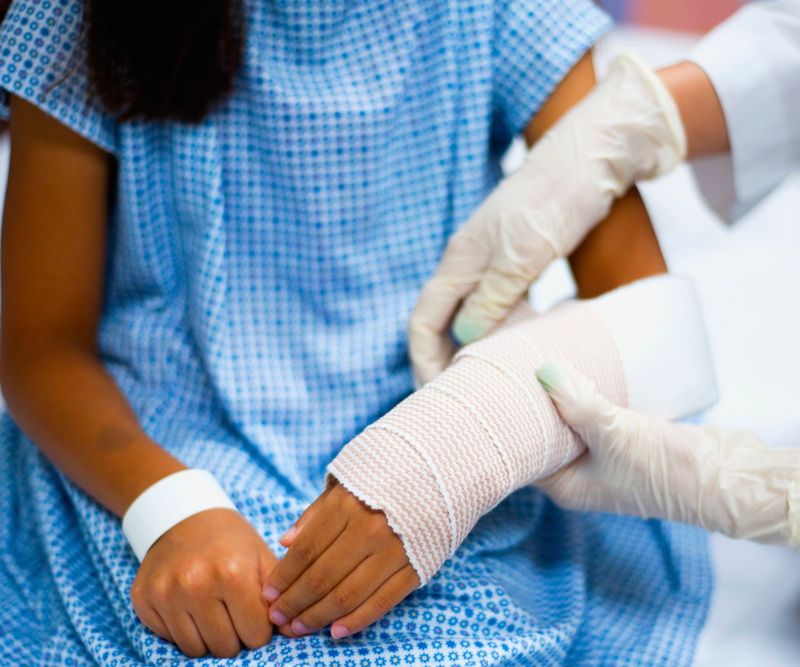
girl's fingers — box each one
[291,553,403,635]
[190,598,242,659]
[265,506,346,603]
[269,536,373,627]
[224,564,273,650]
[330,565,420,639]
[280,484,336,548]
[160,610,208,659]
[137,605,174,643]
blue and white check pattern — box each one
[0,0,711,665]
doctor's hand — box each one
[536,359,800,550]
[130,509,277,658]
[263,481,419,639]
[408,54,686,385]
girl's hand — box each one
[263,482,420,639]
[130,508,278,658]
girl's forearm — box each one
[1,345,186,517]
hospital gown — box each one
[0,0,712,665]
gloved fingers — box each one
[451,262,544,345]
[450,210,557,345]
[536,358,621,443]
[533,454,588,512]
[408,230,491,384]
[408,279,466,385]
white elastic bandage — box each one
[122,469,237,561]
[328,300,628,584]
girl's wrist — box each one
[122,469,238,561]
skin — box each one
[658,61,730,158]
[262,51,672,640]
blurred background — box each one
[600,0,743,32]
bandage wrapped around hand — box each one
[329,275,718,584]
[331,301,623,582]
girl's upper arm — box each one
[522,51,668,298]
[1,95,112,359]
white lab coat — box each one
[688,0,800,222]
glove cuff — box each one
[607,53,688,179]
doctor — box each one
[409,0,800,547]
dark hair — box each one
[84,0,245,123]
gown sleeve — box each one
[0,0,118,154]
[490,0,612,150]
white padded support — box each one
[588,274,718,421]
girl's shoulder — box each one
[0,0,118,154]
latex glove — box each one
[409,53,686,385]
[535,359,800,550]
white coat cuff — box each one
[688,9,797,222]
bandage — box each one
[329,275,718,584]
[329,300,626,583]
[122,469,237,561]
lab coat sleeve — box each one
[688,0,800,223]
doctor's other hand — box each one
[130,508,277,658]
[263,480,420,640]
[408,54,686,385]
[535,359,800,550]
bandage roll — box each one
[329,300,628,584]
[122,469,238,561]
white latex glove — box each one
[409,53,687,385]
[535,359,800,550]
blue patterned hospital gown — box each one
[0,0,712,665]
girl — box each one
[0,0,710,665]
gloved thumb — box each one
[536,358,621,445]
[451,267,535,344]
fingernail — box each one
[331,625,350,639]
[536,359,567,394]
[270,609,289,625]
[263,586,280,602]
[452,314,486,346]
[280,526,296,542]
[292,619,309,636]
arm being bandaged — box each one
[329,275,717,584]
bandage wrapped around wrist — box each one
[329,300,627,584]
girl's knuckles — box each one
[176,561,215,592]
[305,567,332,596]
[288,541,317,569]
[369,590,395,615]
[210,640,242,659]
[332,586,356,611]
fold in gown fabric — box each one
[0,0,711,664]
